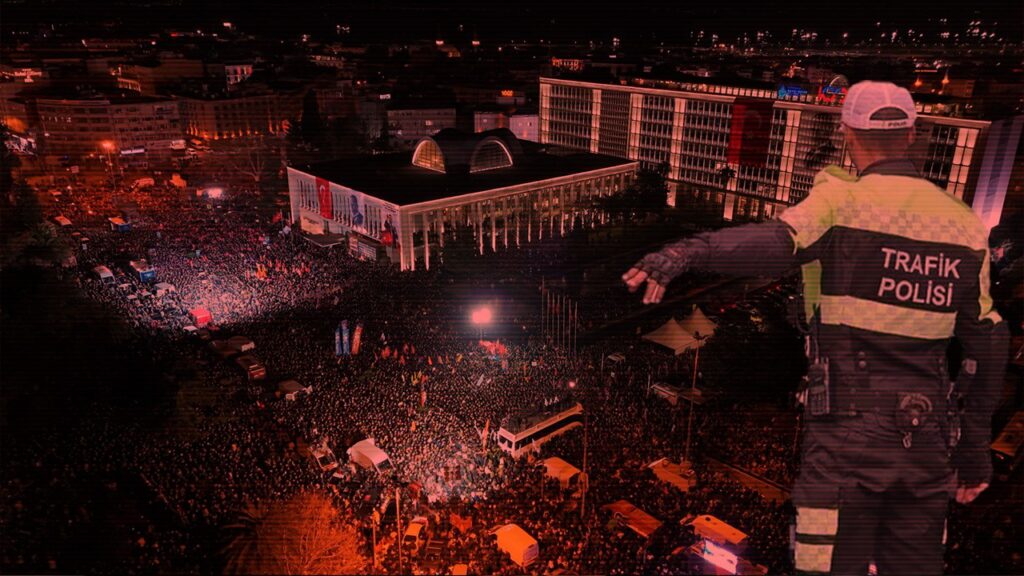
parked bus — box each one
[497,399,583,458]
[992,410,1024,476]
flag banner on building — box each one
[726,98,775,168]
[316,177,332,219]
[351,323,363,355]
[334,323,343,356]
[341,320,351,356]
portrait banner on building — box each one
[382,206,400,249]
[316,177,332,219]
[727,98,775,168]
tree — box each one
[631,167,670,217]
[1,123,18,200]
[20,223,71,267]
[11,181,42,231]
[328,116,370,157]
[226,138,269,196]
[221,491,367,576]
[596,167,668,224]
[300,90,324,147]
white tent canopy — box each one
[643,318,697,355]
[541,457,581,488]
[648,458,697,492]
[687,514,749,548]
[678,306,717,340]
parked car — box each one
[403,516,430,555]
[311,446,339,473]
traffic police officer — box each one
[623,81,1008,575]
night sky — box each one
[5,0,1021,43]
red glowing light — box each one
[471,307,493,325]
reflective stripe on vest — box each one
[819,294,957,340]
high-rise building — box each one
[540,77,1014,225]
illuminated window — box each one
[412,139,446,172]
[470,140,513,173]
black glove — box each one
[632,249,688,287]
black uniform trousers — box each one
[831,480,947,575]
[793,411,954,576]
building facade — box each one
[288,129,637,270]
[387,107,457,149]
[540,77,1009,225]
[35,93,184,166]
[474,109,508,133]
[179,91,302,141]
[509,112,539,142]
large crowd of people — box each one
[1,178,1019,576]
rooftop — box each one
[503,398,581,435]
[292,134,635,207]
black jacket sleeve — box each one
[633,220,824,284]
[952,250,1009,486]
[633,175,840,285]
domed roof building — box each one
[289,129,638,271]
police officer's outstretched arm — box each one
[624,167,840,303]
[952,246,1009,503]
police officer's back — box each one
[623,81,1008,575]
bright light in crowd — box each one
[568,380,577,389]
[470,307,492,325]
[100,140,115,151]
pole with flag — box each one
[540,278,546,338]
[574,301,579,358]
[341,320,351,356]
[481,418,490,453]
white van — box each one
[346,438,393,473]
[93,265,115,284]
[491,524,539,568]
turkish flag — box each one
[316,178,332,219]
[727,98,775,168]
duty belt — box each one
[825,353,957,450]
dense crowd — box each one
[1,179,1019,575]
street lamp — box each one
[471,306,492,339]
[100,140,116,187]
[684,332,709,465]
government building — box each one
[288,129,638,270]
[540,76,1020,229]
